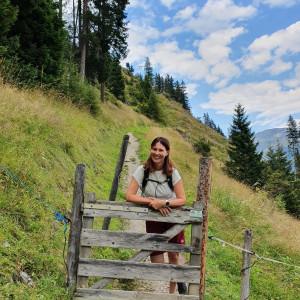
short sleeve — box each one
[132,165,145,187]
[172,168,181,186]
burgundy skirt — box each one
[146,220,185,256]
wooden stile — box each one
[67,159,211,299]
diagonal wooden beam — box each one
[89,223,188,289]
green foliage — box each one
[224,103,264,187]
[0,0,18,57]
[193,137,211,156]
[58,58,100,115]
[107,57,125,101]
[264,143,300,217]
[286,114,300,179]
[6,0,67,85]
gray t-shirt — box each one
[133,165,181,200]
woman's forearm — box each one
[126,193,152,205]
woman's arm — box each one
[126,177,153,205]
[149,179,186,210]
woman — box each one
[126,136,187,294]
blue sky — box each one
[123,0,300,135]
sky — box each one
[123,0,300,136]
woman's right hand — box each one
[158,207,172,216]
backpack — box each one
[141,168,173,194]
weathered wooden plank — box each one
[80,229,199,253]
[85,200,197,212]
[82,207,202,224]
[103,134,129,230]
[189,201,203,295]
[84,203,149,213]
[67,164,86,288]
[89,224,188,289]
[77,193,96,289]
[197,158,212,300]
[78,259,200,283]
[75,288,199,299]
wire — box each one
[0,164,70,231]
[209,236,300,269]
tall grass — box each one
[0,79,299,299]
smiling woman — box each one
[126,136,187,294]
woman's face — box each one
[150,142,169,166]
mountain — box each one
[254,128,289,155]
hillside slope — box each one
[0,83,299,299]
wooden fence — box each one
[67,158,212,299]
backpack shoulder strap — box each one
[142,168,174,193]
[167,175,174,191]
[142,168,150,192]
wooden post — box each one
[102,135,129,230]
[198,158,212,300]
[67,164,86,289]
[240,229,252,300]
[188,201,203,295]
[77,193,96,288]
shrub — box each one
[194,137,211,156]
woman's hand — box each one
[148,197,172,216]
[158,207,172,216]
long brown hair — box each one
[143,137,175,175]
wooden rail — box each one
[67,158,212,299]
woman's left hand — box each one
[148,198,172,216]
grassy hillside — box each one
[0,81,299,299]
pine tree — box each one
[286,115,300,178]
[264,143,294,200]
[7,0,67,84]
[224,104,264,187]
[0,0,18,57]
[88,0,129,101]
[107,57,125,101]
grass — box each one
[0,79,300,299]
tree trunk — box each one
[101,81,105,102]
[79,0,87,80]
[58,0,62,21]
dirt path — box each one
[122,132,186,294]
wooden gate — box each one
[67,159,212,299]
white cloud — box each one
[197,27,244,86]
[174,6,196,20]
[266,60,293,75]
[202,80,300,127]
[162,0,256,37]
[241,21,300,74]
[186,83,199,96]
[150,41,208,80]
[125,22,160,64]
[284,62,300,87]
[187,0,256,35]
[129,0,149,9]
[198,27,245,65]
[163,15,171,22]
[256,0,300,8]
[162,26,183,37]
[160,0,176,9]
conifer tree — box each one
[264,143,294,200]
[286,115,300,178]
[224,103,264,187]
[107,57,125,101]
[87,0,129,102]
[7,0,67,84]
[0,0,18,57]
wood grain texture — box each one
[78,259,200,283]
[75,288,200,299]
